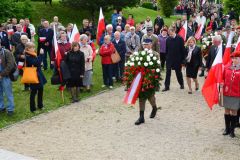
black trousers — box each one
[164,66,184,88]
[160,53,166,69]
[30,87,43,112]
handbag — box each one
[111,50,121,64]
[21,56,39,84]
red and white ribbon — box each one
[124,72,143,105]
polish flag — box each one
[195,18,206,40]
[223,31,235,66]
[124,72,143,105]
[97,7,105,45]
[202,0,206,6]
[53,25,62,81]
[202,44,223,109]
[234,35,240,52]
[17,61,24,69]
[69,24,80,43]
[39,37,46,42]
[178,21,187,41]
[7,29,14,35]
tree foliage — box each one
[224,0,240,20]
[157,0,177,18]
[0,0,33,23]
[60,0,140,21]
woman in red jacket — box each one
[221,51,240,138]
[99,35,115,89]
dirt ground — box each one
[0,75,239,160]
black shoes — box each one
[0,108,6,113]
[7,111,14,116]
[180,85,184,89]
[150,106,157,118]
[223,114,230,136]
[162,87,170,92]
[199,71,205,77]
[135,111,145,125]
[223,115,237,138]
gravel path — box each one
[0,75,239,160]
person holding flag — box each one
[221,51,240,138]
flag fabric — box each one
[178,21,187,41]
[234,35,240,52]
[223,31,235,66]
[202,44,223,109]
[69,24,80,43]
[124,72,143,105]
[53,25,63,82]
[195,18,206,40]
[96,7,105,45]
[202,0,206,6]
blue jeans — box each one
[0,77,14,112]
[102,64,113,86]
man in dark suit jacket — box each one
[38,20,54,70]
[162,27,185,91]
[206,35,225,71]
[112,31,126,81]
[154,15,164,30]
[0,24,10,50]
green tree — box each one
[224,0,240,21]
[157,0,177,18]
[0,0,33,23]
[60,0,140,22]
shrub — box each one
[141,2,157,10]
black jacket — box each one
[14,43,25,63]
[65,50,85,81]
[38,28,54,49]
[0,31,10,50]
[206,45,225,70]
[154,17,164,30]
[185,46,202,68]
[166,35,185,69]
[11,32,28,47]
[112,39,127,60]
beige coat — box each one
[80,45,93,71]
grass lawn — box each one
[0,1,178,129]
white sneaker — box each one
[109,86,113,89]
[102,85,106,88]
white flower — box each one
[214,32,218,36]
[157,60,160,64]
[144,48,149,52]
[140,57,143,61]
[135,57,139,61]
[146,56,151,62]
[153,56,157,60]
[138,62,141,65]
[144,62,148,67]
[125,63,128,67]
[156,68,160,73]
[147,50,153,54]
[206,41,210,46]
[208,36,211,38]
[202,45,206,49]
[127,60,130,64]
[149,53,154,57]
[130,62,134,66]
[149,61,153,65]
[131,57,135,62]
[141,51,146,56]
[133,52,139,56]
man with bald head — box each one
[112,31,126,81]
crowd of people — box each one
[0,1,239,136]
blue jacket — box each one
[26,52,47,90]
[112,39,127,60]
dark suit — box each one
[38,28,54,69]
[113,39,126,80]
[206,45,225,70]
[154,17,164,30]
[185,46,202,79]
[0,31,10,50]
[164,35,185,88]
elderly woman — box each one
[158,28,168,70]
[65,42,85,102]
[25,42,46,112]
[184,37,201,94]
[99,35,115,89]
[221,51,240,138]
[14,35,29,91]
[80,34,93,92]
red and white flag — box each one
[69,24,80,43]
[234,35,240,52]
[202,0,206,6]
[202,44,223,109]
[53,25,62,79]
[7,29,14,36]
[97,7,105,45]
[124,72,143,105]
[178,21,187,41]
[223,31,235,66]
[195,18,206,40]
